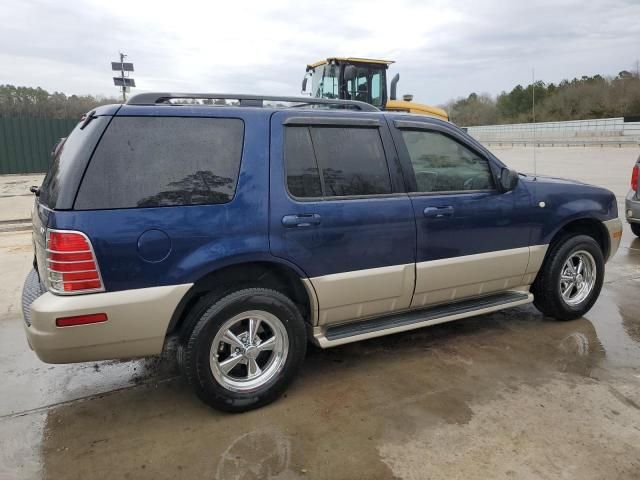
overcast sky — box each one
[2,0,640,105]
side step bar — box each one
[311,291,533,348]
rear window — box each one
[284,126,391,198]
[74,117,244,210]
[39,116,110,209]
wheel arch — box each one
[545,217,610,262]
[167,258,316,340]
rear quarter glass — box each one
[38,115,112,209]
[74,117,244,210]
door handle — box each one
[423,206,454,218]
[282,213,322,228]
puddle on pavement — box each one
[0,310,180,417]
[587,281,640,368]
[26,299,639,480]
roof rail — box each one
[126,92,380,112]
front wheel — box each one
[180,288,307,412]
[631,223,640,237]
[532,235,604,320]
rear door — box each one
[269,111,416,326]
[389,118,533,308]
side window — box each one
[321,65,339,99]
[312,127,391,197]
[284,126,392,198]
[401,130,495,193]
[75,117,244,209]
[370,72,383,107]
[284,127,322,198]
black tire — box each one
[631,223,640,237]
[180,288,307,413]
[532,234,605,321]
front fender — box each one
[527,179,617,245]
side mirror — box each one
[343,65,357,82]
[301,76,308,93]
[499,167,519,192]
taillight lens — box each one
[46,230,104,294]
[632,165,639,191]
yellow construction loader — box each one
[302,57,448,120]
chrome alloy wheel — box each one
[559,250,597,307]
[209,310,289,392]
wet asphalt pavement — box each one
[1,147,639,479]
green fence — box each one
[0,117,78,174]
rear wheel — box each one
[532,235,604,320]
[180,288,307,412]
[631,223,640,237]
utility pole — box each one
[111,53,135,102]
[120,52,126,102]
[532,68,537,176]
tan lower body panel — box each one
[523,244,549,285]
[307,246,549,327]
[25,284,192,363]
[412,247,540,308]
[309,264,414,326]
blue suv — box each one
[22,93,622,412]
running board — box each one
[311,291,533,348]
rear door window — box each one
[284,127,323,198]
[74,117,244,210]
[284,125,392,198]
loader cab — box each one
[302,57,449,121]
[303,58,392,109]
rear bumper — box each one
[22,269,191,364]
[603,218,623,260]
[625,190,640,224]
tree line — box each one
[444,69,640,126]
[0,86,278,117]
[0,85,119,118]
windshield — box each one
[345,66,386,107]
[309,63,386,107]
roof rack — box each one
[126,92,380,112]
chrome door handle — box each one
[423,206,454,218]
[282,214,322,228]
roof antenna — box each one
[532,68,537,176]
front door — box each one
[269,112,416,326]
[390,118,534,308]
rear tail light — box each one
[46,230,104,294]
[632,165,639,191]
